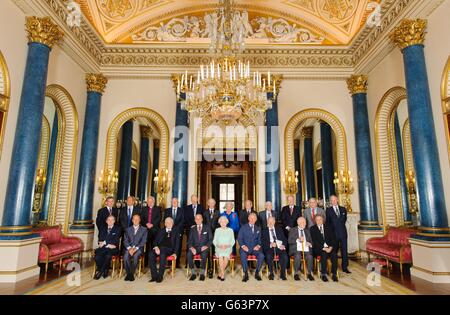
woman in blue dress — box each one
[220,202,240,255]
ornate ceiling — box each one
[77,0,380,45]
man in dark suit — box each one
[187,214,213,281]
[123,214,147,281]
[326,195,351,273]
[310,214,338,282]
[238,213,264,282]
[140,196,161,259]
[239,200,258,226]
[183,194,204,267]
[280,195,302,238]
[288,217,315,281]
[94,215,121,279]
[148,217,180,283]
[261,216,288,280]
[119,196,140,234]
[204,198,220,278]
[164,197,184,267]
[259,201,277,230]
[95,196,119,236]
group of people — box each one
[93,193,351,283]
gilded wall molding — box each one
[0,50,10,159]
[284,109,348,178]
[104,107,170,189]
[402,119,414,173]
[441,56,450,164]
[45,84,79,234]
[38,116,50,171]
[374,86,407,228]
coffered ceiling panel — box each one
[77,0,380,45]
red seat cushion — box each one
[247,255,257,260]
[193,254,202,260]
[166,255,175,261]
[213,255,235,259]
[48,242,82,257]
[366,227,415,263]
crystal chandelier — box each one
[174,0,280,123]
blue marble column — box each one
[39,114,58,223]
[0,17,63,237]
[392,19,449,238]
[303,127,316,200]
[294,140,302,205]
[320,122,336,201]
[172,92,189,207]
[117,120,134,200]
[151,139,160,200]
[137,125,151,202]
[347,75,381,230]
[394,113,412,224]
[72,74,108,229]
[265,91,281,214]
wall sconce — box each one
[153,168,172,208]
[333,170,354,213]
[98,169,119,200]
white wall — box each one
[0,0,86,224]
[367,0,450,223]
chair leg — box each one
[92,263,97,278]
[44,261,49,281]
[119,260,123,278]
[112,259,116,278]
[172,260,175,278]
[386,259,390,276]
[58,258,63,277]
[138,258,142,278]
[367,252,371,262]
[213,259,216,276]
[400,263,403,274]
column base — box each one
[0,236,42,283]
[358,228,384,258]
[409,237,450,283]
[69,225,94,258]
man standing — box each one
[280,195,302,238]
[261,216,288,280]
[304,198,326,228]
[187,214,212,281]
[238,213,264,282]
[96,196,118,236]
[123,214,147,282]
[310,214,338,282]
[326,195,351,274]
[140,196,161,263]
[259,201,276,230]
[288,217,314,281]
[183,194,204,267]
[204,198,220,278]
[119,196,139,233]
[94,215,121,279]
[164,197,184,267]
[239,200,258,226]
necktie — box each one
[108,207,111,215]
[290,206,293,215]
[193,205,197,216]
[210,209,214,218]
[148,207,152,224]
[173,208,177,219]
[167,229,171,238]
[300,229,304,238]
[107,227,111,234]
[334,206,340,217]
[197,225,201,239]
[270,229,277,242]
[128,207,132,226]
[250,224,254,234]
[320,225,324,237]
[312,208,315,220]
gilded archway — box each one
[374,86,407,228]
[104,107,170,181]
[45,85,79,233]
[0,50,10,159]
[441,56,450,163]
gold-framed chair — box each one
[315,256,339,278]
[186,254,209,278]
[265,255,280,277]
[213,255,235,277]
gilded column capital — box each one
[86,73,108,94]
[301,126,314,139]
[346,75,368,95]
[390,19,427,50]
[140,125,153,139]
[25,16,63,49]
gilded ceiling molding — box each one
[26,16,64,49]
[86,73,108,94]
[390,18,427,50]
[346,74,368,95]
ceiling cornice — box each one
[10,0,445,79]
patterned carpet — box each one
[26,261,414,295]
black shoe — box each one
[124,275,130,281]
[332,274,339,282]
[343,269,352,274]
[220,277,225,281]
[130,275,135,282]
[255,273,262,281]
[242,272,249,282]
[280,275,287,281]
[294,274,300,281]
[308,274,315,281]
[102,271,108,279]
[94,272,102,280]
[189,274,197,281]
[199,274,205,281]
[208,272,213,279]
[156,276,163,283]
[217,276,222,280]
[149,278,157,282]
[268,273,274,280]
[321,275,329,282]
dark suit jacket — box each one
[183,204,205,229]
[96,207,119,234]
[164,207,184,230]
[124,225,147,251]
[140,205,162,232]
[237,223,262,249]
[203,208,220,232]
[280,205,302,232]
[258,210,276,230]
[288,226,313,256]
[238,209,259,226]
[98,225,121,254]
[119,206,140,232]
[153,228,180,254]
[310,224,337,257]
[187,225,213,249]
[261,226,287,254]
[326,206,348,239]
